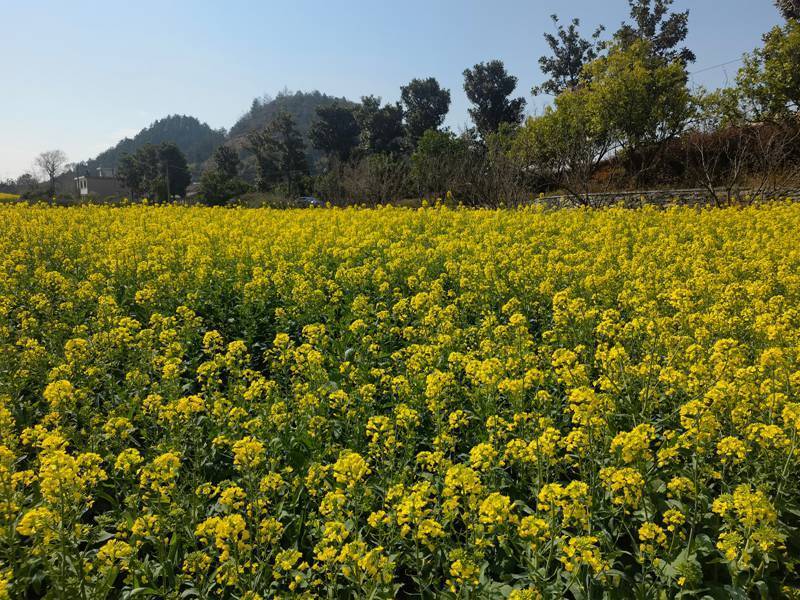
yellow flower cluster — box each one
[2,203,800,598]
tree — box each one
[615,0,695,63]
[515,88,611,205]
[400,77,451,144]
[583,40,692,183]
[463,60,526,138]
[248,112,309,195]
[15,173,38,193]
[213,146,241,180]
[158,142,191,199]
[684,88,752,205]
[534,15,605,96]
[118,145,158,198]
[355,96,406,155]
[410,129,469,199]
[775,0,800,20]
[117,143,190,200]
[35,150,67,197]
[198,145,249,205]
[310,102,361,162]
[736,20,800,120]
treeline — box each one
[7,0,799,206]
[193,0,799,207]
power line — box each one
[689,58,743,76]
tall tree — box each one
[776,0,800,20]
[35,149,67,197]
[583,39,692,183]
[355,96,406,155]
[462,60,526,138]
[116,143,190,200]
[737,19,800,119]
[158,142,191,199]
[615,0,695,63]
[310,102,361,162]
[198,145,249,205]
[212,146,241,180]
[534,15,605,96]
[400,77,451,144]
[248,112,308,194]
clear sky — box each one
[0,0,783,179]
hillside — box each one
[229,89,354,140]
[226,90,358,178]
[84,115,225,172]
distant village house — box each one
[74,167,129,199]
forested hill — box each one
[83,93,355,174]
[85,115,226,171]
[228,90,355,141]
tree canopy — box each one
[463,60,527,138]
[534,15,605,96]
[117,142,191,200]
[614,0,695,63]
[310,103,361,162]
[400,77,452,144]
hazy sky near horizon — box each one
[0,0,783,179]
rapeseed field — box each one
[1,203,799,598]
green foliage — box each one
[583,39,691,180]
[86,115,225,171]
[775,0,800,21]
[736,20,800,120]
[117,142,191,200]
[212,146,241,180]
[198,146,250,206]
[310,102,361,162]
[230,90,353,140]
[355,96,406,156]
[614,0,695,63]
[534,14,605,96]
[248,112,309,195]
[400,77,452,145]
[463,60,526,138]
[515,88,611,203]
[410,129,469,198]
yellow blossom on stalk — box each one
[332,451,370,488]
[638,522,667,558]
[478,492,517,533]
[0,568,10,600]
[716,531,744,563]
[509,589,543,600]
[139,452,180,500]
[43,380,76,412]
[446,550,480,593]
[219,485,247,511]
[663,508,686,533]
[195,514,251,562]
[274,548,302,574]
[102,417,134,440]
[96,539,134,570]
[114,448,143,474]
[469,442,498,471]
[716,436,747,464]
[518,516,550,549]
[560,536,609,575]
[232,436,266,471]
[610,424,656,463]
[666,476,695,499]
[599,467,644,510]
[17,506,58,542]
[258,517,284,544]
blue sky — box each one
[0,0,783,178]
